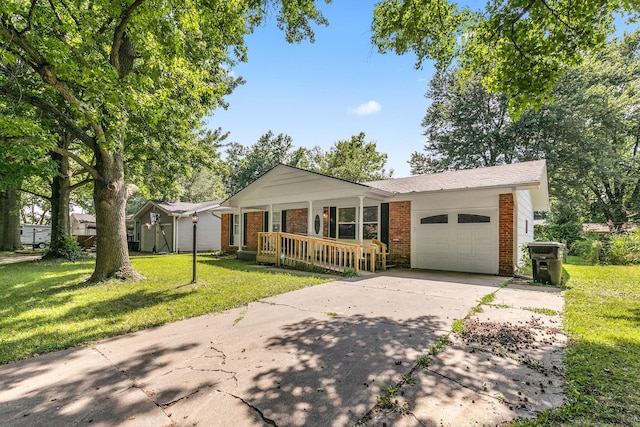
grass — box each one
[513,261,640,426]
[0,255,332,364]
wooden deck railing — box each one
[256,232,387,273]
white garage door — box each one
[412,208,498,274]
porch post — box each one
[238,207,244,249]
[173,216,178,253]
[268,204,273,232]
[308,200,313,236]
[358,196,364,242]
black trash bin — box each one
[527,242,564,286]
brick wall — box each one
[499,193,515,276]
[221,214,236,253]
[243,211,264,251]
[284,209,308,235]
[389,201,411,267]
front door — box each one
[311,208,324,237]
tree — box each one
[411,32,640,225]
[540,32,640,226]
[410,69,529,174]
[371,0,636,114]
[223,131,307,194]
[1,0,330,281]
[316,132,393,182]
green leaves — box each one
[372,0,624,114]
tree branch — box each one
[110,0,145,76]
[70,177,92,190]
[18,187,52,201]
[0,19,106,144]
[0,84,98,152]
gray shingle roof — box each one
[364,160,547,194]
[153,200,221,214]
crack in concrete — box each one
[217,389,278,426]
[161,389,201,408]
[202,344,227,364]
[424,367,520,407]
[407,411,429,427]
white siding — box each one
[516,190,534,268]
[176,214,221,252]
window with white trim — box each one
[363,206,379,239]
[338,207,356,239]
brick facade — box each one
[221,214,233,253]
[498,193,515,276]
[244,211,264,251]
[284,209,308,235]
[388,201,411,267]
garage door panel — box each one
[414,209,498,274]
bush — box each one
[534,221,583,248]
[569,238,605,264]
[43,234,84,261]
[604,230,640,265]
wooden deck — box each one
[256,232,387,273]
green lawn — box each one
[516,262,640,426]
[0,255,333,364]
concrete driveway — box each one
[0,270,565,427]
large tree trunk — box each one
[90,150,141,282]
[47,134,72,257]
[0,186,22,251]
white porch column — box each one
[307,200,313,236]
[358,196,364,242]
[238,207,244,249]
[268,204,273,232]
[173,216,178,253]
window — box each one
[458,214,490,223]
[271,211,281,232]
[363,206,378,239]
[338,207,356,239]
[421,214,448,224]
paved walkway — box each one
[0,255,41,264]
[0,271,565,427]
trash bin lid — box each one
[527,241,565,248]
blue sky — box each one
[205,1,433,178]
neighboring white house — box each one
[70,213,96,236]
[219,160,549,276]
[132,200,222,253]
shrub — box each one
[569,238,606,264]
[604,230,640,265]
[43,234,84,261]
[535,221,583,248]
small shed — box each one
[70,213,96,236]
[132,201,222,253]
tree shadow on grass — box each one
[0,288,191,364]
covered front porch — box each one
[219,164,396,273]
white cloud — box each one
[348,100,382,116]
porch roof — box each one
[221,164,394,208]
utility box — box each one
[528,242,565,286]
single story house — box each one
[70,213,96,236]
[132,200,222,253]
[218,160,549,276]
